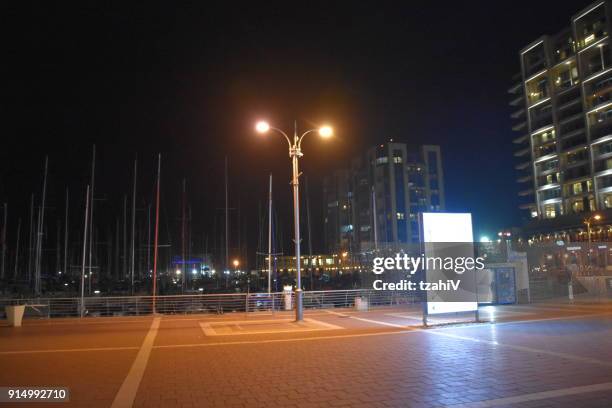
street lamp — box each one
[584,213,603,271]
[233,259,240,268]
[255,120,333,321]
[584,214,602,243]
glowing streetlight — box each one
[233,259,240,268]
[319,126,333,138]
[255,121,270,133]
[254,119,334,321]
[584,214,603,243]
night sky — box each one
[2,1,592,259]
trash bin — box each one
[5,305,26,327]
[355,296,369,311]
[283,285,293,311]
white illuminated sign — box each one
[421,212,478,315]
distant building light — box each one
[479,236,491,243]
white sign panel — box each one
[421,212,478,315]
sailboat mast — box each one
[305,176,313,290]
[130,157,137,294]
[181,178,186,293]
[27,195,34,283]
[80,185,90,318]
[268,174,272,293]
[1,203,6,280]
[224,156,229,288]
[13,218,21,280]
[64,188,69,276]
[146,203,151,278]
[88,146,95,294]
[225,156,229,274]
[152,154,161,313]
[35,156,48,295]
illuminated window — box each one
[573,182,583,194]
[396,212,405,220]
[571,200,584,213]
[375,157,388,165]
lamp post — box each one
[584,214,602,244]
[583,214,602,271]
[255,120,333,321]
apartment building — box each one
[324,142,445,253]
[511,1,612,241]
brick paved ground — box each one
[0,301,611,407]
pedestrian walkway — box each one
[0,302,611,407]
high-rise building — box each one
[511,1,612,238]
[324,142,445,253]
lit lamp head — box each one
[594,214,602,221]
[232,259,240,268]
[319,125,333,138]
[255,121,270,134]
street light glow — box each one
[254,118,334,321]
[594,214,602,221]
[319,126,333,138]
[233,259,240,267]
[255,121,270,133]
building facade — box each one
[512,1,612,223]
[324,142,445,253]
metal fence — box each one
[0,289,420,319]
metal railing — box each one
[0,289,421,319]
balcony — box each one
[514,146,531,157]
[561,136,587,152]
[509,94,524,107]
[533,143,556,159]
[594,155,612,173]
[585,76,612,110]
[590,121,612,141]
[511,108,525,119]
[512,121,527,131]
[557,86,581,105]
[515,160,531,170]
[559,116,585,137]
[517,174,533,183]
[564,165,591,183]
[557,103,584,122]
[537,173,560,188]
[513,133,529,144]
[537,187,561,201]
[518,188,534,197]
[530,115,553,132]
